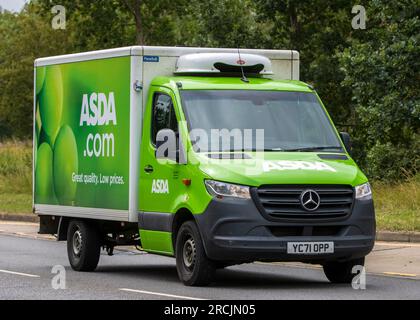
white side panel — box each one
[291,50,300,80]
[35,205,129,222]
[32,67,37,210]
[142,56,178,105]
[128,56,143,222]
[292,60,300,80]
[271,60,296,80]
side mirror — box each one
[339,132,352,154]
[155,129,186,164]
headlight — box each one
[205,180,250,199]
[355,182,372,200]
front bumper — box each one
[195,196,375,263]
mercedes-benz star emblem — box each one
[300,189,321,211]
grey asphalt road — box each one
[0,233,419,300]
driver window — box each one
[151,92,177,145]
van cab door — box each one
[138,86,180,253]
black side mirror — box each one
[340,132,352,154]
[155,129,186,164]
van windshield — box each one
[180,90,343,153]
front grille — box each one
[268,226,344,237]
[252,185,354,221]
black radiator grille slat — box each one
[253,185,354,221]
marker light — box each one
[182,179,191,186]
[205,180,250,199]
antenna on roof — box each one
[237,48,249,83]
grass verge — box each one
[0,140,32,214]
[373,176,419,232]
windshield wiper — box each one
[218,148,284,152]
[214,146,343,152]
[283,146,343,152]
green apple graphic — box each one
[35,143,55,203]
[39,65,63,146]
[36,67,46,95]
[53,125,78,205]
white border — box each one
[128,55,143,222]
[35,47,138,67]
[35,204,129,222]
[32,67,37,211]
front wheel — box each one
[175,221,215,286]
[67,220,101,272]
[323,257,365,284]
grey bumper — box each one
[195,196,375,263]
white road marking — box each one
[0,221,38,226]
[375,241,420,248]
[119,288,206,300]
[0,269,40,278]
[383,272,417,278]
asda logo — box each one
[80,92,117,126]
[263,161,336,172]
[151,179,169,194]
[80,92,117,158]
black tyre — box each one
[323,257,365,284]
[175,221,215,286]
[67,220,101,272]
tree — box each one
[185,0,262,48]
[35,0,136,50]
[255,0,354,126]
[35,0,197,48]
[339,0,420,180]
[120,0,143,44]
[0,4,71,138]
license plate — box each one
[287,242,334,254]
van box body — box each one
[33,46,299,223]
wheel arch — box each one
[171,208,196,251]
[57,216,71,241]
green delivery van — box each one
[34,46,375,286]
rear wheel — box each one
[67,220,101,271]
[175,221,215,286]
[323,257,365,284]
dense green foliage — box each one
[339,0,420,180]
[0,0,418,181]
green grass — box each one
[373,176,420,232]
[0,193,32,214]
[0,140,419,231]
[0,140,32,214]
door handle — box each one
[144,165,154,173]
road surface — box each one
[0,222,419,300]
